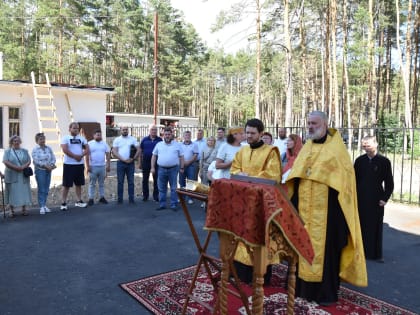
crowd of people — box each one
[1,111,394,307]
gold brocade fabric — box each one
[230,144,282,183]
[205,179,314,266]
[230,144,282,265]
[286,128,367,287]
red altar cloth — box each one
[205,179,314,264]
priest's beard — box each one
[306,127,326,140]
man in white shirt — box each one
[60,122,89,210]
[273,127,288,157]
[193,129,206,180]
[151,127,185,211]
[215,127,226,150]
[112,126,139,204]
[86,130,110,206]
[180,130,199,204]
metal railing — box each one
[107,126,420,206]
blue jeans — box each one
[116,161,135,202]
[178,163,196,188]
[35,168,52,207]
[157,165,179,208]
[88,165,106,199]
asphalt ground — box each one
[1,197,419,314]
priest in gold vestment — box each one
[230,118,282,284]
[286,111,367,305]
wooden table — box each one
[177,189,252,314]
[205,179,314,315]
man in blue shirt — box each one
[139,125,162,202]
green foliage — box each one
[377,113,400,152]
[0,0,418,131]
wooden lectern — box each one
[205,178,314,315]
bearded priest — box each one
[286,111,367,306]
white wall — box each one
[0,81,113,182]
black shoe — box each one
[98,197,108,204]
[156,206,166,211]
[142,197,148,202]
[88,199,94,206]
[129,200,136,205]
[376,258,385,263]
[170,205,178,212]
[117,200,123,204]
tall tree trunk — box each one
[324,5,331,120]
[330,0,339,126]
[412,1,419,124]
[377,25,384,119]
[384,28,392,113]
[342,0,352,149]
[284,0,293,128]
[58,0,63,83]
[396,0,413,129]
[367,0,377,125]
[299,4,307,128]
[255,0,261,119]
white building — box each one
[0,79,115,183]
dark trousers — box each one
[142,168,159,201]
[116,161,135,202]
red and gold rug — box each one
[120,264,416,314]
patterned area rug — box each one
[120,264,416,315]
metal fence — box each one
[107,126,420,206]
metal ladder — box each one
[31,71,63,166]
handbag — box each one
[129,144,137,159]
[13,149,33,177]
[23,167,34,177]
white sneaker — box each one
[200,202,205,208]
[40,207,46,215]
[44,206,51,213]
[60,203,68,211]
[188,199,194,205]
[75,201,87,208]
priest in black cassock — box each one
[354,135,394,262]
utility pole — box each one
[153,13,159,125]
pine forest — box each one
[0,0,419,131]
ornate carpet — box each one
[120,264,416,315]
